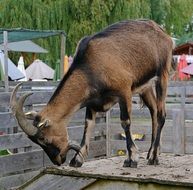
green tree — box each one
[0,0,62,68]
[0,0,193,68]
[164,0,193,36]
[149,0,169,25]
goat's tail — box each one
[171,57,177,71]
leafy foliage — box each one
[0,0,193,68]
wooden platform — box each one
[18,153,193,190]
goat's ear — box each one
[38,119,50,128]
[25,111,38,120]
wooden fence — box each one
[0,81,193,189]
[0,82,107,189]
[106,81,193,156]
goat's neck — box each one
[40,70,89,121]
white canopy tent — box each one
[0,29,66,91]
[26,59,54,80]
[17,56,27,81]
[0,50,24,80]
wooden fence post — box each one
[106,110,111,158]
[180,86,186,112]
[172,109,185,155]
[3,31,9,92]
[60,33,66,79]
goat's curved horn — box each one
[10,83,38,136]
[68,143,81,152]
[68,142,84,161]
[68,141,81,153]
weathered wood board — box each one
[18,153,193,189]
[0,171,40,190]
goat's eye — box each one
[39,137,50,144]
[39,137,44,141]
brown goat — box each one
[10,20,173,168]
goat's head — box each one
[10,83,81,166]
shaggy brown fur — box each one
[14,20,173,167]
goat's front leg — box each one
[119,93,139,168]
[69,108,96,167]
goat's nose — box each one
[61,155,66,164]
[55,154,62,166]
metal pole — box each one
[60,33,66,79]
[3,31,9,92]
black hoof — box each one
[69,157,83,167]
[147,158,159,165]
[123,159,138,168]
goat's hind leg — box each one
[139,87,159,164]
[69,108,96,167]
[148,74,168,165]
[119,93,139,168]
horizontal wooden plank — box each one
[111,108,193,121]
[108,122,172,135]
[0,81,59,88]
[0,123,106,150]
[0,113,86,130]
[0,112,17,129]
[0,150,45,176]
[185,143,193,154]
[0,125,103,154]
[110,140,150,153]
[1,107,192,132]
[0,110,102,130]
[0,170,40,190]
[168,81,193,87]
[68,124,106,141]
[89,140,106,158]
[185,126,193,136]
[0,139,106,176]
[0,80,193,89]
[110,140,173,155]
[0,132,38,150]
[1,81,193,95]
[0,91,53,107]
[109,123,151,136]
[110,108,171,119]
[184,110,193,120]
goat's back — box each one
[70,20,173,92]
[82,20,173,88]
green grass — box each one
[0,149,11,156]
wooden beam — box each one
[3,31,9,92]
[172,109,185,155]
[60,33,66,79]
